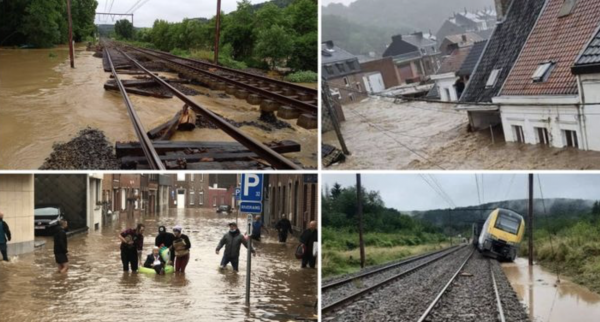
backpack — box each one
[295,244,305,259]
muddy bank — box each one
[324,97,600,170]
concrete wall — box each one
[0,174,35,256]
[328,73,368,104]
[360,57,401,89]
[432,73,459,102]
[580,74,600,151]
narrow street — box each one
[0,208,317,321]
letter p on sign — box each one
[241,174,263,202]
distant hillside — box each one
[410,198,595,230]
[322,14,402,55]
[322,0,495,33]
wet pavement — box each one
[502,257,600,322]
[0,46,317,169]
[0,208,317,321]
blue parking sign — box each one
[235,188,241,200]
[240,174,263,202]
[240,202,262,214]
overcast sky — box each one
[322,0,356,5]
[95,0,270,27]
[322,173,600,211]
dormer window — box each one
[347,61,355,70]
[558,0,577,17]
[485,68,501,88]
[532,61,555,82]
[325,64,334,75]
[336,63,346,73]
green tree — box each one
[222,0,255,60]
[21,0,64,47]
[254,24,293,70]
[114,19,134,40]
[71,0,98,42]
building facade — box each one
[0,174,35,256]
[264,174,318,233]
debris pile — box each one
[40,128,119,170]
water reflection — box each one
[0,208,317,321]
[502,257,600,322]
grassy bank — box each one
[520,220,600,293]
[322,227,449,278]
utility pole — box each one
[448,209,453,246]
[356,174,365,268]
[67,0,74,68]
[214,0,222,65]
[528,173,534,266]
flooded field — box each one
[502,258,600,322]
[0,46,317,169]
[324,97,600,170]
[0,208,317,321]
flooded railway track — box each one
[323,246,530,322]
[101,40,305,170]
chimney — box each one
[495,0,511,21]
[323,40,334,50]
[392,34,403,43]
[461,34,468,43]
[413,31,423,41]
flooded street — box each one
[0,46,317,169]
[502,258,600,322]
[0,208,317,321]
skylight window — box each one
[485,68,501,88]
[532,62,555,82]
[558,0,577,17]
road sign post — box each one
[240,174,263,308]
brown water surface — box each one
[0,46,317,169]
[502,257,600,322]
[0,208,317,321]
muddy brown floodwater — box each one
[0,45,317,169]
[502,257,600,322]
[0,208,318,321]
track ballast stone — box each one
[492,259,530,322]
[323,246,473,322]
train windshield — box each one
[494,210,521,235]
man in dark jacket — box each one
[54,220,69,273]
[144,246,165,274]
[300,221,318,268]
[216,222,256,272]
[251,215,269,242]
[275,214,293,243]
[118,223,145,272]
[155,225,175,248]
[0,212,12,261]
[169,225,191,273]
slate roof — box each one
[321,42,357,64]
[457,40,488,77]
[382,35,420,58]
[572,25,600,74]
[436,20,468,46]
[436,46,472,74]
[460,0,547,103]
[402,33,438,55]
[443,33,484,48]
[502,0,600,96]
[321,41,362,80]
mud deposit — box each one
[323,97,600,170]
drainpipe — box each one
[576,75,588,150]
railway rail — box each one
[101,41,303,170]
[123,44,318,116]
[321,245,467,314]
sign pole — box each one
[246,213,252,306]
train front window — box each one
[494,212,520,235]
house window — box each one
[558,0,577,17]
[343,77,349,86]
[189,190,195,205]
[356,83,361,91]
[347,61,355,70]
[486,68,501,88]
[536,127,550,145]
[337,63,346,73]
[563,130,579,148]
[349,93,354,101]
[532,62,555,82]
[325,65,334,75]
[513,125,525,143]
[199,191,204,205]
[190,174,194,181]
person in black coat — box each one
[54,220,69,273]
[144,246,166,274]
[299,221,318,268]
[0,212,12,261]
[155,226,175,248]
[275,214,293,243]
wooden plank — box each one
[147,110,183,140]
[115,140,300,158]
[104,83,172,98]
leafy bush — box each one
[284,70,318,83]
